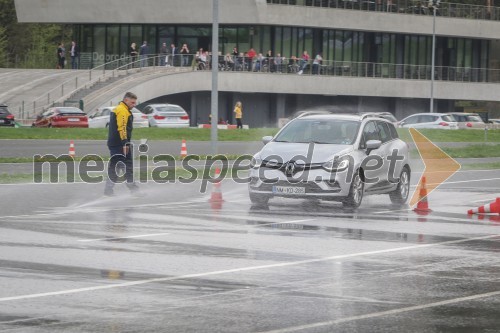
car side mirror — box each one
[262,136,273,145]
[366,140,382,155]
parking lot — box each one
[0,167,499,332]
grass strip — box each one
[0,128,279,141]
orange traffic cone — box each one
[468,198,500,215]
[180,139,187,159]
[413,176,432,214]
[69,140,76,158]
[209,167,224,209]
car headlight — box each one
[250,155,262,168]
[322,158,349,172]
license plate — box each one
[272,186,305,194]
[68,118,80,122]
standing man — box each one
[104,92,141,196]
[169,43,177,67]
[70,41,79,69]
[57,42,66,69]
[160,42,168,66]
[140,41,149,67]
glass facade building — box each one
[75,24,489,71]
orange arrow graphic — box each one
[409,128,461,207]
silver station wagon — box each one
[248,113,411,208]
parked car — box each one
[398,113,458,130]
[143,104,190,128]
[88,106,149,128]
[488,119,500,130]
[32,107,88,128]
[248,113,411,208]
[447,112,486,129]
[0,104,15,127]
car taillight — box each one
[466,122,472,127]
[181,115,189,120]
[141,115,148,119]
[6,114,14,120]
[153,115,165,120]
[439,122,449,126]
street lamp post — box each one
[430,0,438,113]
[211,0,219,154]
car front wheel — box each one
[342,172,364,208]
[389,166,410,205]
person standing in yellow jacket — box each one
[234,101,243,129]
[104,92,141,196]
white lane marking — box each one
[258,290,500,333]
[0,233,498,303]
[426,177,500,186]
[471,198,498,203]
[188,212,313,224]
[0,201,203,220]
[374,208,412,214]
[77,232,171,242]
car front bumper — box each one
[248,167,352,199]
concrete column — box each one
[276,94,286,127]
[191,93,197,127]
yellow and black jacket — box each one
[107,102,133,147]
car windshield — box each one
[274,119,360,144]
[155,106,184,113]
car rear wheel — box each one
[249,192,270,205]
[342,172,364,208]
[389,166,410,205]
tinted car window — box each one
[0,106,9,114]
[376,122,391,143]
[467,115,483,122]
[441,115,454,122]
[361,121,380,148]
[387,122,399,139]
[402,115,418,125]
[418,115,438,123]
[155,106,185,112]
[57,107,84,114]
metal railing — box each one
[197,56,500,83]
[266,0,500,21]
[14,55,500,122]
[16,54,195,119]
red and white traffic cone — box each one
[414,176,432,215]
[180,139,187,159]
[209,167,224,209]
[69,140,76,158]
[468,198,500,215]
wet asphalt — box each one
[0,169,499,332]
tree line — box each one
[0,0,73,68]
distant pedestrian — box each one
[234,101,243,129]
[160,42,168,66]
[57,42,66,69]
[139,41,149,67]
[312,52,322,75]
[180,43,190,67]
[169,44,178,66]
[130,42,138,67]
[104,92,141,197]
[70,41,79,69]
